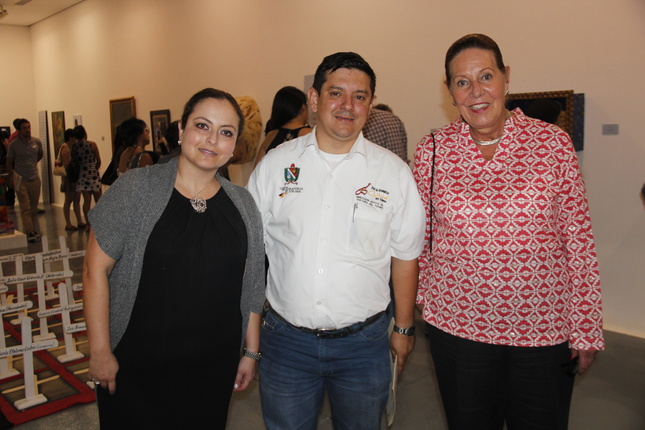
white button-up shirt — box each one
[248,130,425,329]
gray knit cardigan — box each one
[88,156,265,350]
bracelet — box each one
[243,348,262,361]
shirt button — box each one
[318,268,324,274]
[316,300,322,305]
[486,208,493,214]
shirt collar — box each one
[298,127,368,162]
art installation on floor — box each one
[0,236,94,426]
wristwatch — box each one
[243,348,262,361]
[392,325,416,336]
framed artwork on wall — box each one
[51,111,65,159]
[109,97,136,152]
[506,90,585,151]
[149,109,171,153]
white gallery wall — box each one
[0,0,644,338]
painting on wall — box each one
[150,109,171,153]
[109,97,136,152]
[51,111,66,159]
[506,90,584,151]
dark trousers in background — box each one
[427,323,575,430]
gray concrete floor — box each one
[3,204,645,429]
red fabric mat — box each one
[0,291,95,425]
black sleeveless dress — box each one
[97,188,247,429]
[266,126,309,153]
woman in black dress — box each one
[253,86,312,167]
[83,88,265,429]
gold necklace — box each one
[177,171,215,213]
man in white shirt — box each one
[247,52,425,429]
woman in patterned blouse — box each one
[414,33,603,430]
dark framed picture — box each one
[150,109,171,153]
[109,97,136,152]
[51,111,66,159]
[506,90,584,151]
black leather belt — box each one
[267,306,385,339]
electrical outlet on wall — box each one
[602,124,619,135]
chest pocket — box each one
[348,204,391,259]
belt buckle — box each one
[316,328,348,339]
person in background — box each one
[253,86,312,167]
[8,118,21,143]
[1,130,15,208]
[0,131,12,208]
[373,103,392,112]
[248,52,425,429]
[74,125,102,230]
[83,88,265,429]
[157,120,181,164]
[117,117,155,175]
[5,118,43,242]
[363,104,409,163]
[58,128,82,230]
[413,33,604,430]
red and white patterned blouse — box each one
[413,109,604,350]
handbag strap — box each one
[56,143,68,162]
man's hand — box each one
[390,331,415,374]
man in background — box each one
[363,103,408,163]
[6,118,43,241]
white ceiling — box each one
[0,0,84,26]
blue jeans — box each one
[259,310,391,430]
[427,324,575,430]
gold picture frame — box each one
[506,90,584,151]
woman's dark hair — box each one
[64,128,75,142]
[312,52,376,97]
[73,125,87,140]
[445,33,506,85]
[164,120,180,151]
[181,88,244,140]
[265,86,307,133]
[119,117,147,147]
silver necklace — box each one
[178,172,215,213]
[473,135,503,146]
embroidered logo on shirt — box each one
[284,163,300,183]
[279,163,303,198]
[354,183,390,209]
